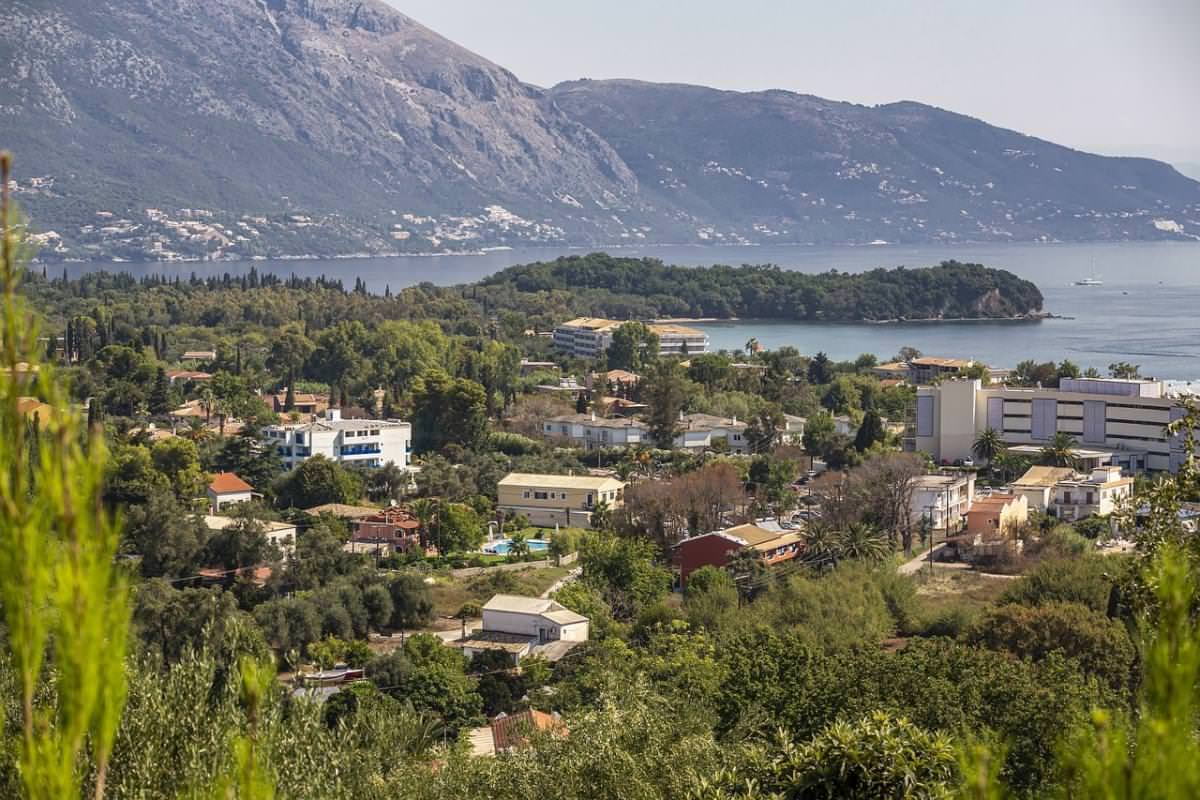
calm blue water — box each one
[64,241,1200,379]
[483,539,550,555]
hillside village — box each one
[4,253,1200,797]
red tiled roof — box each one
[209,472,253,494]
[490,710,565,751]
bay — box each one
[62,240,1200,380]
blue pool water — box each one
[484,539,551,555]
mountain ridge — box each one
[1,0,1197,261]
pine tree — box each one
[149,366,171,415]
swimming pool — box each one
[483,539,551,555]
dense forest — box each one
[475,254,1045,321]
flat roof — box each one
[911,473,971,488]
[548,413,648,430]
[498,472,624,490]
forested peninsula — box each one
[473,254,1044,322]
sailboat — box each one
[1073,259,1103,286]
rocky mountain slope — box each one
[548,79,1200,246]
[1,1,1197,261]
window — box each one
[523,490,530,499]
[296,433,305,444]
[1086,492,1095,505]
[534,491,549,500]
[916,395,934,437]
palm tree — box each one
[838,522,890,562]
[802,521,842,568]
[972,427,1004,464]
[410,497,439,551]
[1039,431,1077,468]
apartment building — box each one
[914,378,1190,473]
[552,317,709,359]
[1050,466,1134,521]
[262,408,412,470]
[496,472,625,528]
[543,413,648,450]
[909,473,976,532]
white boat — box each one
[1074,276,1103,286]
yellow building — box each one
[497,472,625,528]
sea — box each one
[62,241,1200,381]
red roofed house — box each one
[207,472,254,512]
[469,710,567,757]
[673,523,804,586]
[351,507,424,553]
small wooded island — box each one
[473,254,1044,322]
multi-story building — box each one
[552,317,709,359]
[262,409,412,470]
[1049,466,1134,521]
[1010,466,1076,511]
[913,378,1191,473]
[966,493,1029,538]
[543,413,649,450]
[909,473,976,532]
[496,472,625,528]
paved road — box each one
[898,543,947,575]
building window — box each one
[534,491,549,500]
[523,491,530,499]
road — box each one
[898,543,947,575]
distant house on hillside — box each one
[458,594,589,666]
[207,472,254,512]
[496,472,624,528]
[673,523,804,586]
[469,710,566,757]
[1010,466,1076,511]
[180,350,216,362]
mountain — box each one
[0,0,645,260]
[1,1,1197,262]
[547,79,1200,246]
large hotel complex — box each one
[913,377,1190,473]
[552,317,709,359]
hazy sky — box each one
[388,0,1200,165]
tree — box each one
[214,429,282,492]
[643,360,689,449]
[275,455,362,508]
[744,405,785,454]
[684,566,739,632]
[748,712,958,800]
[309,321,366,404]
[973,427,1005,464]
[365,462,409,503]
[807,351,833,385]
[853,409,885,452]
[204,511,279,570]
[429,502,484,555]
[848,452,925,553]
[148,366,172,415]
[388,573,435,629]
[123,489,208,577]
[150,437,205,500]
[838,522,890,563]
[1108,361,1141,379]
[410,369,488,453]
[267,324,314,407]
[1039,431,1078,468]
[966,601,1135,692]
[607,322,659,372]
[802,411,837,457]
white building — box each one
[543,412,649,450]
[206,472,254,512]
[262,409,412,470]
[914,378,1191,473]
[1050,466,1134,521]
[459,594,589,665]
[552,317,708,359]
[203,515,298,556]
[909,472,976,532]
[676,413,749,454]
